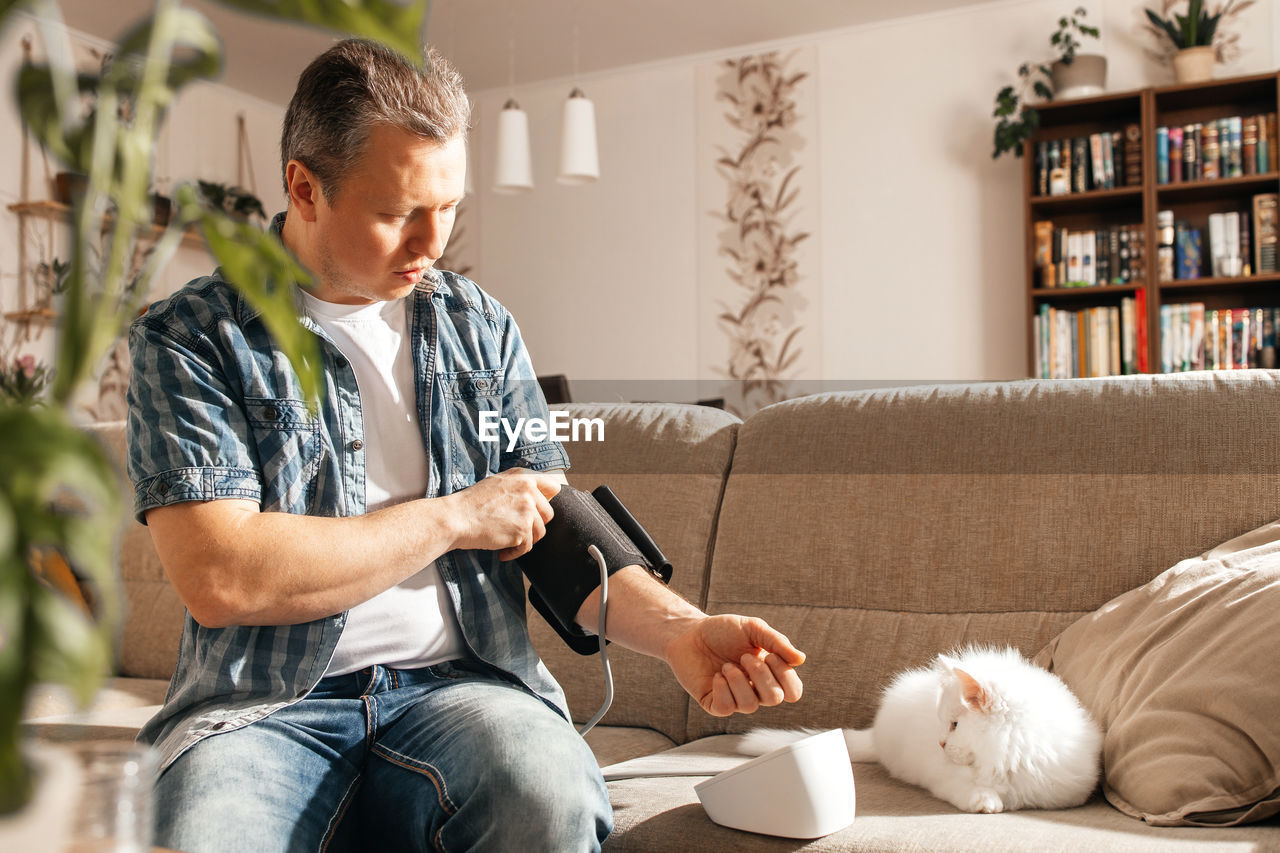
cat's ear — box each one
[953,667,994,712]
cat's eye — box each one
[949,721,958,731]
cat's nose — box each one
[939,741,946,749]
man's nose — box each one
[407,213,446,261]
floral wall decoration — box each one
[696,48,820,416]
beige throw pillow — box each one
[1034,519,1280,827]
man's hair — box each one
[281,39,471,201]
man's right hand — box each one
[447,469,561,560]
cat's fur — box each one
[738,646,1102,814]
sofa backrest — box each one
[537,403,740,743]
[686,371,1280,741]
[85,421,187,680]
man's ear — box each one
[285,160,324,221]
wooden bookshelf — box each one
[1023,70,1280,377]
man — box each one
[127,39,804,852]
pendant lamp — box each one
[493,98,533,194]
[557,87,599,185]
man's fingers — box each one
[702,673,734,717]
[746,618,806,667]
[764,652,804,703]
[721,663,760,714]
[532,474,562,499]
[740,653,786,707]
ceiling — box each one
[57,0,986,106]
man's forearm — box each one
[146,496,462,628]
[573,565,705,662]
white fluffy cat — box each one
[738,646,1102,814]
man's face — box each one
[302,125,466,305]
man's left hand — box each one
[664,615,805,716]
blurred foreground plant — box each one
[0,0,428,814]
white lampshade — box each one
[493,98,533,194]
[557,88,598,185]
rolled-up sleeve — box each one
[126,319,262,524]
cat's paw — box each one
[964,789,1005,814]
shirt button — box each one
[264,406,279,420]
[350,439,364,451]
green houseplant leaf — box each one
[0,0,433,816]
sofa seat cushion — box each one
[584,726,678,768]
[599,736,1280,852]
[23,677,167,743]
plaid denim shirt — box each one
[126,226,570,771]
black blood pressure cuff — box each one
[520,485,673,655]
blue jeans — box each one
[152,659,613,852]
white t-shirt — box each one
[299,290,466,676]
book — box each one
[1189,303,1205,371]
[1255,193,1278,274]
[1072,137,1089,192]
[1169,126,1184,182]
[1175,223,1203,279]
[1223,212,1242,277]
[1156,126,1169,184]
[1082,231,1096,286]
[1202,122,1219,180]
[1034,221,1054,286]
[1136,287,1148,373]
[1228,116,1243,178]
[1268,114,1278,171]
[1124,123,1141,187]
[1102,131,1115,189]
[1244,116,1258,175]
[1184,123,1199,181]
[1067,231,1083,284]
[1160,305,1174,372]
[1208,212,1226,276]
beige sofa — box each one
[26,371,1280,851]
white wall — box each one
[470,0,1279,386]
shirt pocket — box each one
[438,368,503,484]
[243,396,322,511]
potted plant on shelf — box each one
[992,7,1103,159]
[1143,0,1252,84]
[0,0,427,837]
[196,180,267,224]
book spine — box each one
[1256,193,1279,274]
[1202,121,1219,180]
[1169,126,1184,183]
[1089,134,1103,192]
[1184,123,1199,182]
[1244,116,1258,175]
[1156,126,1169,184]
[1268,113,1278,172]
[1136,287,1149,373]
[1073,137,1088,193]
[1160,305,1173,373]
[1190,303,1205,371]
[1175,222,1203,279]
[1228,116,1243,178]
[1103,131,1116,190]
